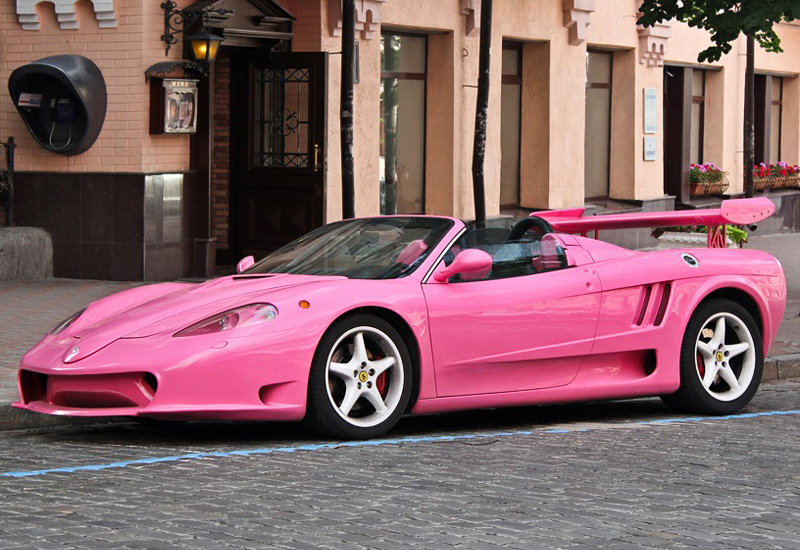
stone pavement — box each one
[3,388,800,549]
[0,233,798,430]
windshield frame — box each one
[241,216,459,280]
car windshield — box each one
[243,217,455,279]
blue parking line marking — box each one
[3,409,800,479]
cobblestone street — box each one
[2,385,800,549]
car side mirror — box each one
[236,255,255,274]
[433,249,492,282]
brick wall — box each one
[210,52,231,251]
[0,0,192,174]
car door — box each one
[422,237,602,397]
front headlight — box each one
[174,303,278,337]
[50,308,86,336]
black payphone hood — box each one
[8,54,107,155]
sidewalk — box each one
[1,233,799,430]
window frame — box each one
[690,69,706,165]
[584,49,614,200]
[500,40,524,209]
[380,31,428,215]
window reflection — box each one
[585,51,612,198]
[380,33,426,214]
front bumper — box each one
[14,331,313,421]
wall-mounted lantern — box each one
[186,30,224,64]
[161,1,233,65]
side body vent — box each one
[634,285,652,326]
[634,282,673,327]
[653,283,672,326]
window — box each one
[501,42,522,207]
[255,67,311,168]
[380,33,427,214]
[770,77,783,163]
[585,51,612,198]
[690,70,705,165]
[756,75,784,164]
[444,218,567,282]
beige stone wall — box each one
[3,0,799,221]
[319,0,800,219]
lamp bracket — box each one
[161,1,233,57]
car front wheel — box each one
[662,299,763,415]
[305,314,412,439]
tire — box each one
[305,314,413,439]
[661,298,763,415]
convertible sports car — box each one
[15,197,786,439]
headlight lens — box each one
[50,308,86,336]
[174,304,278,337]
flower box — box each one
[753,162,800,190]
[690,163,729,196]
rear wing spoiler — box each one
[534,197,775,248]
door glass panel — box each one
[501,45,522,206]
[690,102,702,165]
[255,68,310,168]
[381,34,426,215]
[502,48,519,76]
[501,84,521,206]
[770,77,782,163]
[587,51,611,84]
[690,70,705,165]
[585,51,612,198]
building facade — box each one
[1,0,799,280]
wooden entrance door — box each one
[232,53,326,259]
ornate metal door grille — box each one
[256,68,311,168]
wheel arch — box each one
[695,287,764,338]
[329,306,422,411]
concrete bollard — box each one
[0,227,53,280]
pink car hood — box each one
[63,274,338,363]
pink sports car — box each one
[15,197,786,439]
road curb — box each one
[2,354,799,432]
[765,353,800,382]
[0,403,126,432]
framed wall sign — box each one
[643,87,657,134]
[644,136,657,161]
[150,78,198,135]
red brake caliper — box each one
[696,352,705,378]
[375,355,387,395]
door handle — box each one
[314,144,320,172]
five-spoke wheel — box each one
[662,299,763,415]
[306,315,412,439]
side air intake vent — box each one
[653,283,672,326]
[635,285,653,326]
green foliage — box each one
[725,225,748,246]
[638,1,798,62]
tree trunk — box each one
[744,35,755,198]
[341,0,356,218]
[471,0,492,226]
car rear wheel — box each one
[662,299,763,415]
[305,314,412,439]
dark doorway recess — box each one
[663,66,690,204]
[230,52,327,261]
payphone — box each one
[8,55,107,156]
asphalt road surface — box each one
[2,380,800,550]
